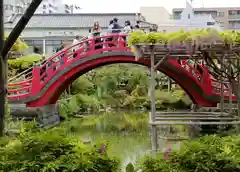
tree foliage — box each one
[59,64,191,116]
[5,34,28,58]
[139,134,240,172]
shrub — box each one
[0,128,120,172]
[8,54,43,70]
[139,135,240,172]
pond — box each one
[63,112,182,170]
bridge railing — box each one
[211,79,235,97]
[30,34,128,95]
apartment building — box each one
[4,0,80,18]
[173,7,240,30]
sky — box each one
[62,0,240,13]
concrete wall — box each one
[140,7,171,25]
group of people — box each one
[71,18,141,51]
[56,19,158,54]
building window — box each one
[65,10,70,13]
[43,4,46,9]
[49,10,52,13]
[24,40,33,45]
[33,40,43,45]
[207,22,215,26]
[229,10,237,15]
[43,11,46,14]
[46,40,62,45]
[52,40,61,45]
[188,14,190,19]
[217,12,224,17]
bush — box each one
[0,128,120,172]
[139,135,240,172]
[8,54,44,70]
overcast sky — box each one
[62,0,240,13]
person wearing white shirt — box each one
[107,20,114,47]
[72,36,80,58]
[123,20,132,34]
[123,21,132,46]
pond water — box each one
[65,112,182,170]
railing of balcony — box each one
[228,15,240,20]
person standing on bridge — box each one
[123,20,132,46]
[111,18,121,47]
[106,20,114,48]
[72,36,80,58]
[112,18,121,33]
[92,21,102,50]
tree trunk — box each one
[0,0,43,136]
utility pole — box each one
[0,0,43,136]
[0,0,5,136]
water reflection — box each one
[66,112,182,170]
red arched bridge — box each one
[8,34,235,107]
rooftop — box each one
[173,7,240,11]
[4,13,150,29]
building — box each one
[4,13,148,56]
[35,0,60,14]
[140,2,221,32]
[4,0,80,20]
[35,0,81,14]
[140,7,171,25]
[173,6,240,30]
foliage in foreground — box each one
[139,135,240,172]
[0,127,120,172]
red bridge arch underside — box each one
[27,54,216,107]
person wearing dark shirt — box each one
[135,21,140,29]
[112,18,121,33]
[107,20,114,47]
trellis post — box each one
[220,55,224,114]
[150,45,157,155]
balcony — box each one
[228,15,240,20]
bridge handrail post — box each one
[61,49,68,65]
[118,34,125,48]
[31,67,41,95]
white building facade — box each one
[4,0,80,20]
[139,2,222,32]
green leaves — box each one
[8,55,43,70]
[127,29,240,46]
[139,135,240,172]
[0,128,120,172]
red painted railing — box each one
[7,33,234,102]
